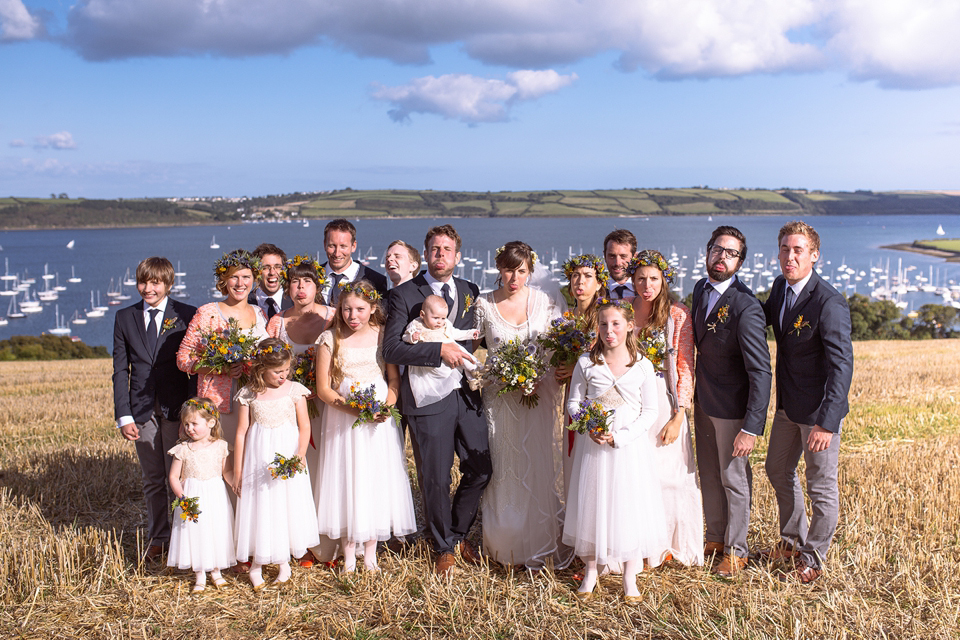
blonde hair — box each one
[246,338,293,393]
[778,220,821,252]
[179,397,224,441]
[589,301,638,368]
[328,280,386,389]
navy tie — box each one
[441,283,454,317]
[146,309,160,354]
[700,283,713,323]
[266,297,279,320]
[330,274,345,305]
[614,284,627,299]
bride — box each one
[474,241,573,571]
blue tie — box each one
[442,283,454,318]
[146,309,159,354]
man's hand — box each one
[440,342,465,367]
[732,432,756,457]
[807,425,833,453]
[120,423,140,441]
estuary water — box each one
[1,213,958,351]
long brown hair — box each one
[589,300,638,367]
[328,280,386,389]
[630,250,674,334]
[246,338,293,393]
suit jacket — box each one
[381,273,481,417]
[247,289,293,317]
[692,277,772,435]
[113,298,197,424]
[762,272,853,433]
[322,262,389,306]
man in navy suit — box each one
[762,221,853,584]
[382,224,491,575]
[247,243,292,320]
[692,226,772,577]
[112,257,197,562]
[320,218,389,305]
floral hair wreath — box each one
[281,254,327,288]
[495,245,538,267]
[563,254,610,288]
[627,250,677,285]
[337,281,383,303]
[254,341,292,359]
[184,398,220,421]
[596,297,634,312]
[214,251,262,280]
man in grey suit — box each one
[762,221,853,584]
[692,226,772,577]
[381,224,491,575]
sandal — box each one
[299,551,317,568]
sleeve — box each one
[566,356,589,419]
[381,286,444,368]
[472,295,486,334]
[815,294,854,433]
[316,329,334,351]
[177,306,209,374]
[448,320,477,342]
[672,303,695,409]
[167,442,186,460]
[613,359,660,449]
[235,386,256,406]
[737,296,773,436]
[112,311,132,422]
[289,381,311,400]
[402,319,423,344]
[266,314,283,340]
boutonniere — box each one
[462,294,474,318]
[160,317,180,335]
[789,315,811,337]
[707,305,729,333]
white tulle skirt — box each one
[167,476,237,572]
[234,421,321,565]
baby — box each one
[402,295,479,407]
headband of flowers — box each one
[282,254,327,287]
[495,244,538,267]
[596,297,634,313]
[254,341,292,358]
[627,250,677,284]
[337,281,383,303]
[214,251,262,280]
[184,398,220,420]
[563,254,610,288]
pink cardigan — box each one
[669,301,695,409]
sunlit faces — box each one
[225,268,254,302]
[341,293,373,332]
[259,253,284,295]
[137,278,170,306]
[420,296,449,330]
[705,235,744,283]
[598,307,635,350]
[262,364,291,389]
[632,265,663,303]
[325,230,357,273]
[288,276,318,306]
[182,413,215,443]
[604,241,633,285]
[779,233,819,285]
[499,260,530,294]
[385,245,417,283]
[426,234,461,280]
[569,267,601,305]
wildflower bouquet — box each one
[193,317,258,375]
[345,383,402,429]
[567,400,614,437]
[537,312,595,368]
[268,453,306,480]
[479,337,544,408]
[637,328,669,374]
[171,496,201,523]
[291,347,320,418]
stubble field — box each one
[1,340,959,638]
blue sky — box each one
[1,0,959,198]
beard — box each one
[707,260,737,283]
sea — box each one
[2,214,959,351]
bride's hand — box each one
[554,363,573,383]
[659,412,684,445]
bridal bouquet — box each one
[537,312,595,367]
[268,453,306,480]
[478,337,544,408]
[637,328,669,374]
[291,347,320,418]
[345,383,402,429]
[568,400,614,437]
[171,496,201,523]
[192,317,258,375]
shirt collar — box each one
[707,274,737,296]
[330,259,360,280]
[257,288,284,305]
[786,270,813,297]
[424,270,454,291]
[145,297,168,314]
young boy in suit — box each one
[112,257,197,562]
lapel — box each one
[155,300,181,358]
[415,274,433,303]
[453,278,473,328]
[773,278,788,338]
[355,263,367,283]
[132,300,150,356]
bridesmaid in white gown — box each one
[474,241,573,571]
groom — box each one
[382,224,491,575]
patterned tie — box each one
[441,283,454,317]
[266,297,279,320]
[330,273,345,305]
[146,309,160,354]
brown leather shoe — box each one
[143,544,164,563]
[714,554,748,577]
[458,540,482,565]
[791,560,823,584]
[435,552,456,575]
[762,543,799,561]
[704,541,724,556]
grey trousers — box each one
[694,404,753,557]
[764,410,841,570]
[133,411,181,546]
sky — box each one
[1,0,959,198]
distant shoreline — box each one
[881,242,960,262]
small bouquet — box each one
[478,337,544,408]
[171,496,201,523]
[345,383,402,429]
[568,400,614,437]
[537,312,595,368]
[268,453,306,480]
[291,347,320,418]
[637,328,668,374]
[193,317,258,375]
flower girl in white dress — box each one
[168,397,237,592]
[234,339,320,591]
[563,299,669,601]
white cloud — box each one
[34,131,78,150]
[0,0,43,41]
[372,70,577,123]
[9,139,25,147]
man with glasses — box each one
[692,226,771,577]
[249,243,291,320]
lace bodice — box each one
[236,382,310,429]
[596,385,626,411]
[169,439,228,481]
[474,287,560,352]
[317,330,385,384]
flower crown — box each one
[214,251,262,279]
[338,281,383,303]
[627,250,676,284]
[281,254,327,288]
[563,254,610,288]
[496,244,538,267]
[596,297,634,313]
[184,398,219,420]
[254,341,292,359]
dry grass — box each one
[2,343,960,638]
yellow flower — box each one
[517,375,526,383]
[218,346,227,354]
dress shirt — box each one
[609,280,635,300]
[424,270,459,320]
[779,270,813,327]
[255,288,285,317]
[321,259,361,303]
[704,275,735,320]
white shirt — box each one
[779,270,813,327]
[704,275,736,320]
[118,297,168,428]
[424,270,459,320]
[321,259,360,302]
[608,280,635,300]
[255,288,285,315]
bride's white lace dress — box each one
[474,287,573,569]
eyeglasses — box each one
[707,245,743,260]
[261,265,284,273]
